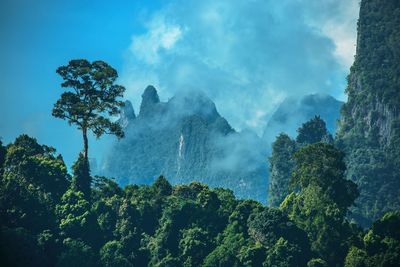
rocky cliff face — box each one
[337,0,400,226]
[101,86,267,202]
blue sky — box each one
[0,0,359,167]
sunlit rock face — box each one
[101,86,268,202]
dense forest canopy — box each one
[1,0,400,266]
[0,135,399,266]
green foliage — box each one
[0,226,45,267]
[57,238,97,267]
[4,134,69,200]
[100,240,132,267]
[264,237,307,267]
[296,116,333,145]
[248,207,309,251]
[56,189,100,245]
[336,0,400,226]
[4,2,400,264]
[281,143,360,266]
[237,243,266,266]
[291,143,358,212]
[179,227,211,266]
[268,116,334,207]
[53,59,126,159]
[71,153,91,200]
[308,258,329,267]
[202,222,247,267]
[247,208,310,266]
[153,175,173,197]
[0,134,399,266]
[344,211,400,267]
[0,135,68,233]
[92,175,124,199]
[344,247,367,267]
[268,133,297,206]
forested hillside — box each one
[1,135,399,266]
[336,0,400,227]
[1,0,400,266]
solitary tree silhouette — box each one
[52,59,126,160]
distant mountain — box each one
[101,86,267,202]
[262,94,343,146]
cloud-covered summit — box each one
[121,0,359,135]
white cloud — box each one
[301,0,359,69]
[130,16,183,64]
[122,0,359,134]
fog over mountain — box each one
[101,86,268,202]
[263,94,343,148]
[121,0,358,135]
[100,86,343,202]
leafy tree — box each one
[204,201,263,267]
[148,197,199,265]
[344,211,400,267]
[3,135,69,200]
[37,229,62,266]
[247,207,310,267]
[203,222,247,267]
[290,143,358,212]
[1,134,399,267]
[344,247,367,267]
[56,189,99,245]
[153,175,173,197]
[0,226,45,267]
[307,258,329,267]
[281,143,359,266]
[52,59,126,160]
[268,117,334,206]
[264,237,307,267]
[268,133,297,206]
[212,188,237,219]
[237,243,266,267]
[296,115,333,145]
[100,240,132,267]
[93,195,121,243]
[92,175,124,200]
[364,211,400,266]
[179,227,211,266]
[57,238,97,267]
[248,208,309,250]
[71,153,91,200]
[0,135,68,233]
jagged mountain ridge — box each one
[263,93,343,145]
[101,86,268,202]
[102,86,344,203]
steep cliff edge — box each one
[337,0,400,226]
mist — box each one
[121,0,358,135]
[100,86,268,202]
